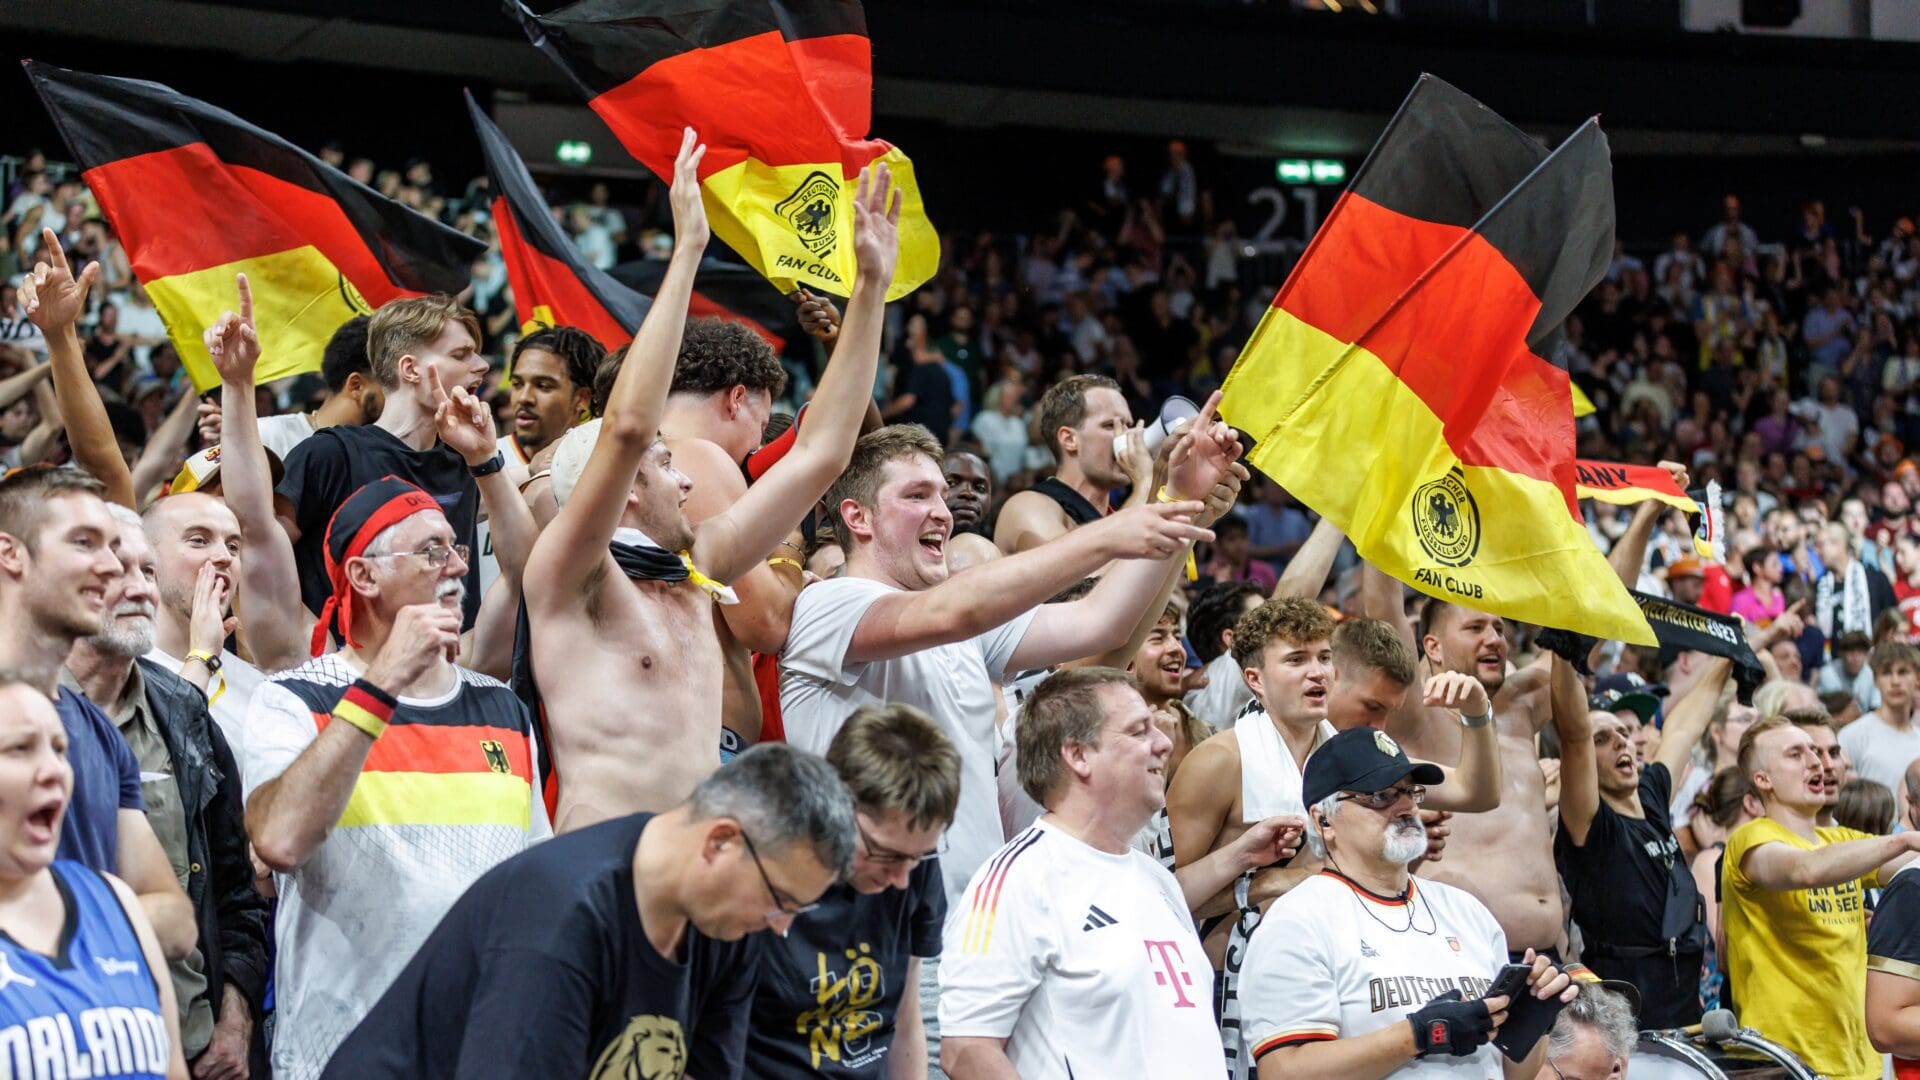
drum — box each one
[1629,1028,1812,1079]
[1630,1032,1730,1079]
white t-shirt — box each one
[782,575,1037,911]
[1186,651,1253,733]
[939,820,1223,1078]
[143,646,265,772]
[1241,872,1509,1079]
[242,653,546,1079]
[257,412,316,461]
[1839,711,1920,797]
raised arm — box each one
[129,388,200,506]
[1012,394,1239,670]
[17,379,63,466]
[1360,562,1417,654]
[1653,657,1732,782]
[677,439,802,653]
[1420,673,1502,814]
[19,227,134,507]
[1275,515,1343,600]
[1606,460,1690,587]
[844,501,1209,665]
[204,275,313,673]
[1067,460,1247,671]
[0,360,51,409]
[1554,654,1601,845]
[525,129,707,603]
[1743,828,1920,892]
[692,163,899,584]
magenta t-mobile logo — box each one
[1144,939,1198,1008]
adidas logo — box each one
[1360,939,1379,958]
[1082,905,1118,932]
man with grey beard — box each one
[240,478,549,1078]
[62,507,270,1076]
[1238,728,1575,1080]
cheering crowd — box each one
[0,100,1918,1080]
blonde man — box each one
[275,294,534,639]
[1722,715,1920,1078]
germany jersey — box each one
[241,655,549,1080]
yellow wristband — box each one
[1155,486,1181,504]
[768,556,803,572]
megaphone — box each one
[1115,396,1202,458]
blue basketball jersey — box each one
[0,860,169,1079]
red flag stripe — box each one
[1273,190,1575,503]
[492,196,634,351]
[83,144,410,304]
[587,31,890,178]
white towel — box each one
[1234,709,1334,820]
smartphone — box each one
[1482,963,1567,1062]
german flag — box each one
[25,62,483,392]
[508,0,938,302]
[1574,460,1694,512]
[466,90,650,354]
[1221,77,1653,644]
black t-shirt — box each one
[744,859,945,1078]
[1867,865,1920,1073]
[1555,762,1707,1028]
[896,362,954,436]
[278,423,481,629]
[322,813,762,1080]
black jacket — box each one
[135,657,271,1018]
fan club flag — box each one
[1220,76,1654,645]
[508,0,938,302]
[25,61,483,392]
[467,90,650,354]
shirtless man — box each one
[523,130,895,832]
[1363,568,1575,960]
[993,375,1148,554]
[1164,596,1334,1079]
[656,319,803,752]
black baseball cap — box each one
[1303,728,1446,808]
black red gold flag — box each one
[466,90,650,353]
[507,0,938,301]
[1221,76,1652,644]
[25,61,483,391]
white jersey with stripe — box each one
[1240,871,1509,1078]
[938,819,1223,1079]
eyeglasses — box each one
[857,819,946,866]
[366,542,469,569]
[1336,784,1427,811]
[740,830,822,922]
[1543,1055,1623,1080]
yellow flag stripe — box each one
[1570,382,1596,417]
[1224,304,1654,645]
[338,771,532,830]
[146,244,370,393]
[699,147,939,302]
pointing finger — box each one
[236,273,254,324]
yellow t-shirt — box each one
[1722,817,1879,1080]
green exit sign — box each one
[556,140,593,165]
[1276,158,1347,185]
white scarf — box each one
[1232,707,1334,820]
[1816,556,1871,639]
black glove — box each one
[1408,989,1496,1058]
